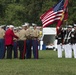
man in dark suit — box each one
[5,25,18,59]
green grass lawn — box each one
[0,50,76,75]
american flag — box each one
[40,0,68,28]
[56,0,68,34]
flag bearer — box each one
[63,25,72,58]
[0,26,5,59]
[32,23,40,59]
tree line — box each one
[0,0,76,27]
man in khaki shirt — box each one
[18,24,27,59]
[25,23,33,59]
[0,26,5,59]
[13,28,19,58]
[32,23,40,59]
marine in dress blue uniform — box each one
[32,23,39,59]
[25,23,33,59]
[18,24,27,59]
[0,26,5,59]
[13,28,19,58]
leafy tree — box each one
[5,4,25,26]
[0,0,76,26]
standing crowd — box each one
[1,23,76,59]
[0,23,40,59]
[56,24,76,58]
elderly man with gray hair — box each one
[5,25,19,59]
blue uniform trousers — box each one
[32,39,38,59]
[0,39,5,59]
[26,39,32,59]
[13,41,18,58]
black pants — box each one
[6,45,13,59]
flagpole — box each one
[66,21,68,28]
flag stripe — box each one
[42,10,63,22]
[43,18,60,27]
[42,10,63,24]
